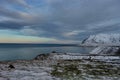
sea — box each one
[0,43,94,61]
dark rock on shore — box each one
[34,54,50,60]
[115,48,120,55]
[8,64,15,69]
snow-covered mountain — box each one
[90,46,120,55]
[82,33,120,46]
[81,33,120,55]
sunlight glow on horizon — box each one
[0,30,79,44]
[0,30,58,43]
[0,34,58,43]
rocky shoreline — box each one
[0,53,120,80]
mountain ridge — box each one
[81,33,120,46]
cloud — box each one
[87,18,120,30]
[0,20,27,29]
[0,0,120,43]
[12,0,30,8]
[1,0,30,8]
[20,26,44,36]
[63,30,86,37]
[0,6,32,20]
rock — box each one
[34,54,50,60]
[8,64,15,69]
[115,48,120,55]
[52,51,57,53]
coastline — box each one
[0,53,120,80]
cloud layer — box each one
[0,0,120,43]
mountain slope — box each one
[82,33,120,46]
[90,46,120,55]
[81,33,120,55]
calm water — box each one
[0,44,93,61]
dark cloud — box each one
[0,20,28,29]
[0,0,120,42]
[0,6,31,20]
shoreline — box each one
[0,52,120,62]
[0,53,120,80]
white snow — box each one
[0,53,120,80]
[52,53,120,61]
[82,33,120,46]
[90,47,119,55]
[81,33,120,55]
[0,60,60,80]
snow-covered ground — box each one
[0,60,60,80]
[0,53,120,80]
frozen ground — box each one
[0,60,60,80]
[0,53,120,80]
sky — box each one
[0,0,120,43]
